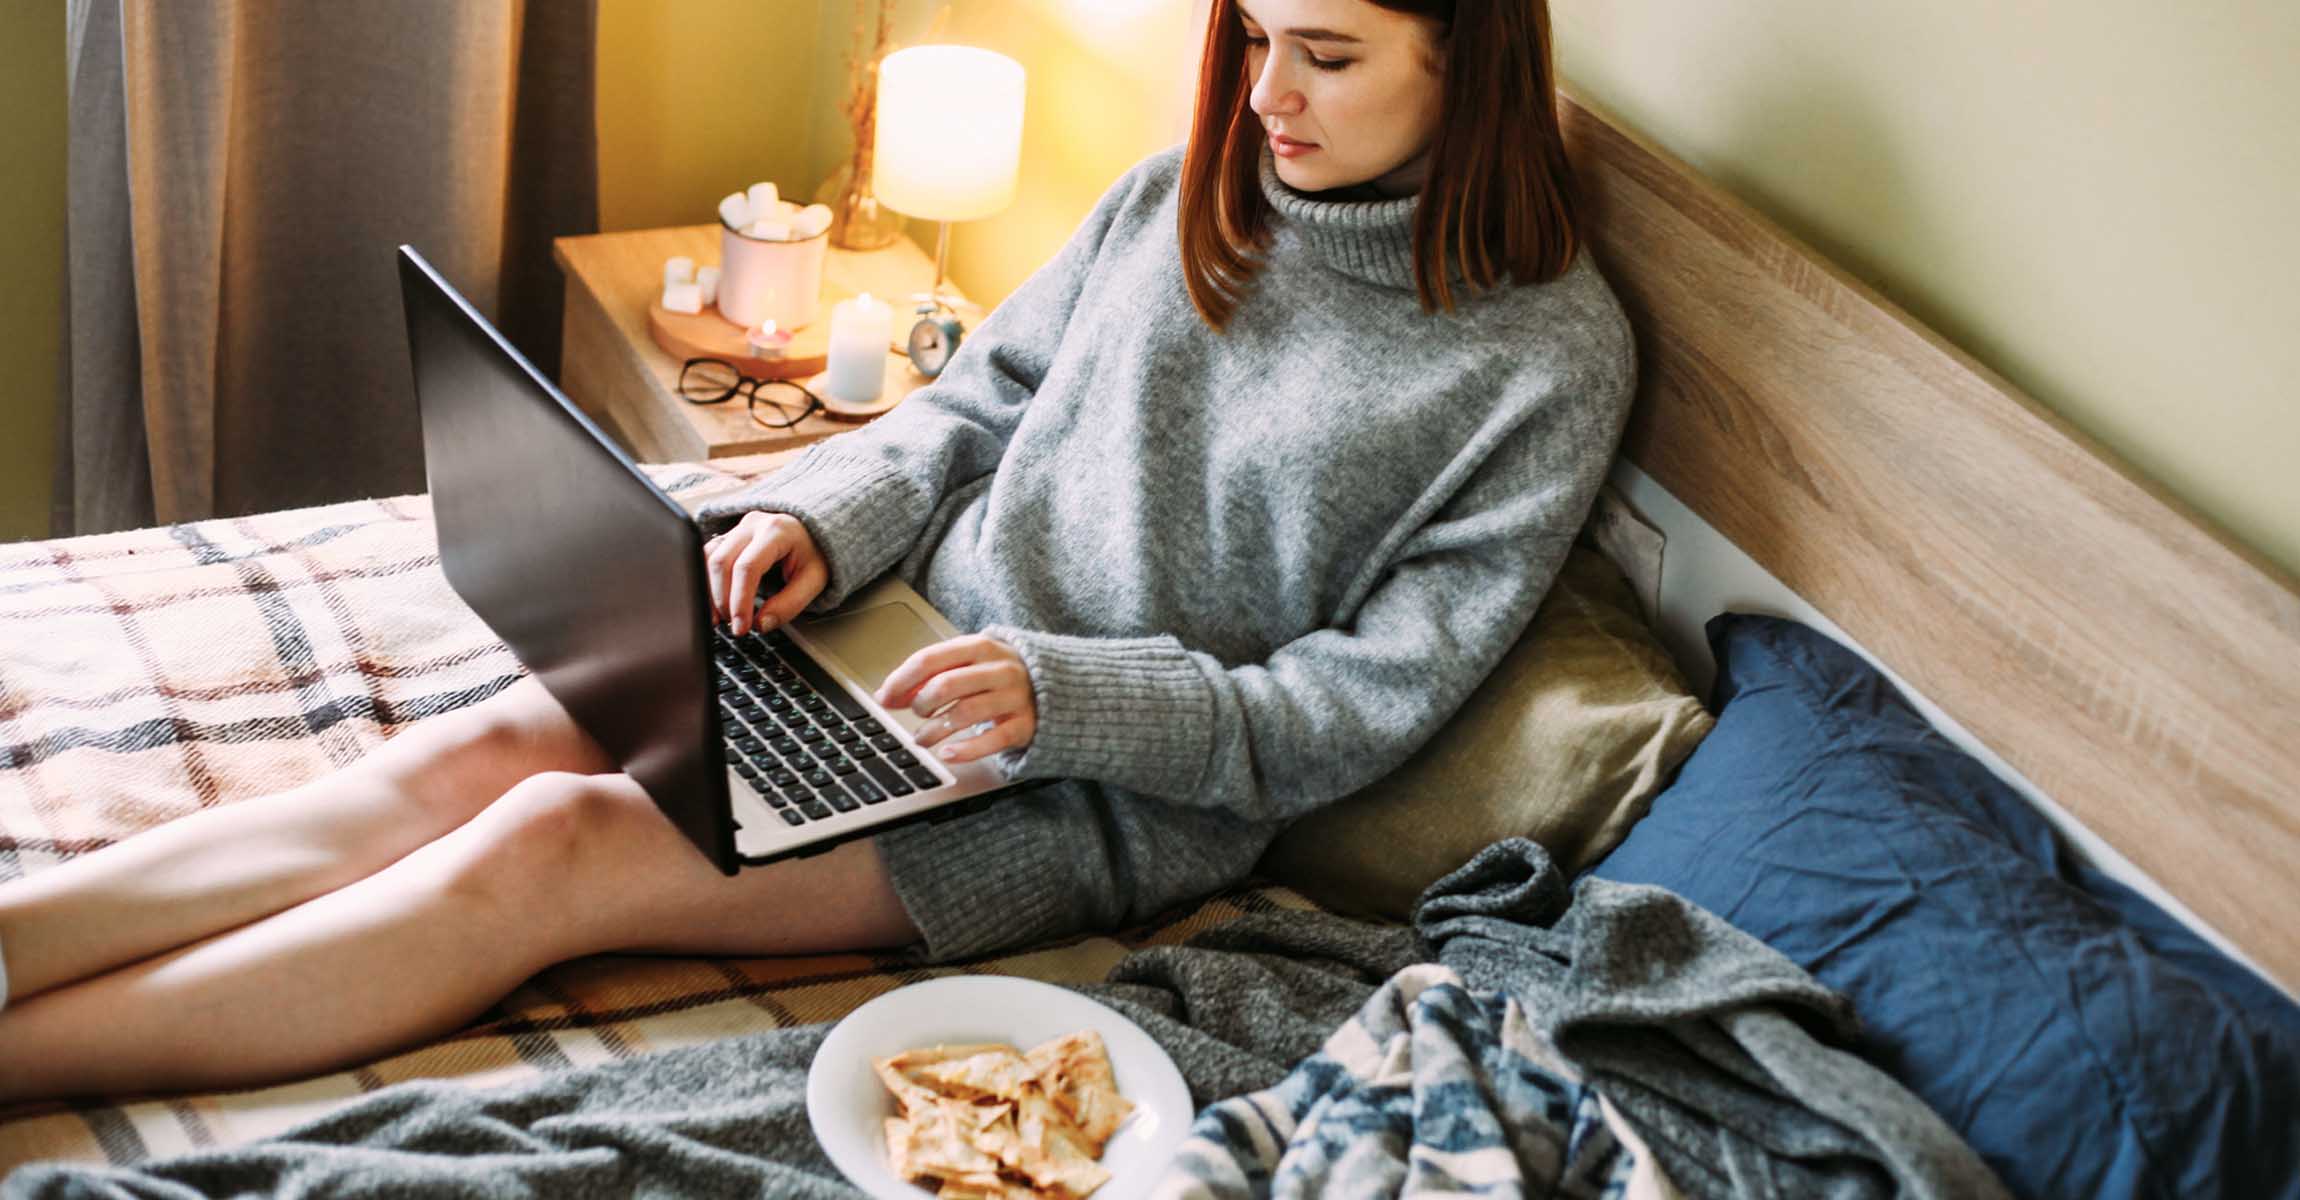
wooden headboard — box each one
[1555,87,2300,990]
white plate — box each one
[807,975,1195,1199]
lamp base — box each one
[908,218,988,330]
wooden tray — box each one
[647,301,906,420]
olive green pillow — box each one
[1258,540,1714,921]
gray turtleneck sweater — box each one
[700,143,1634,830]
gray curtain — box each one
[58,0,598,534]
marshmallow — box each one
[746,219,793,241]
[663,255,695,290]
[662,281,704,315]
[747,181,780,217]
[717,191,751,230]
[696,265,721,306]
[795,204,834,239]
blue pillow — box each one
[1585,613,2300,1200]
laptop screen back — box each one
[395,245,735,872]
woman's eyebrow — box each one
[1235,4,1364,44]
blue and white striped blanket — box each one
[1152,963,1674,1200]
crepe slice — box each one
[1006,1085,1115,1197]
[875,1044,1013,1111]
[874,1031,1129,1199]
[884,1100,1006,1181]
[912,1046,1039,1102]
[885,1117,921,1181]
[935,1176,1034,1200]
[1023,1029,1135,1145]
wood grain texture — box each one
[1556,86,2300,988]
[646,299,833,381]
[560,279,703,461]
[553,226,967,460]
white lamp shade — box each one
[872,45,1026,222]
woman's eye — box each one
[1241,33,1350,71]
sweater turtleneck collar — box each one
[1255,142,1424,291]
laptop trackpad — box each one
[796,602,942,729]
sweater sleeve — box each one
[981,367,1634,824]
[693,157,1147,609]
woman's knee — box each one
[435,771,639,907]
[467,677,614,774]
[385,679,613,829]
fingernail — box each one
[758,615,779,633]
[937,745,965,762]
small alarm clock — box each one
[905,307,965,378]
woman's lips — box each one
[1270,133,1317,157]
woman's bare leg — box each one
[0,676,612,1002]
[0,770,919,1103]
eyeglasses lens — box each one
[679,359,742,403]
[749,383,817,429]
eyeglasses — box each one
[678,358,826,430]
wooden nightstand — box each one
[552,225,976,463]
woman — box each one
[0,0,1631,1101]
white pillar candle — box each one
[824,293,893,405]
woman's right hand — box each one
[705,512,827,636]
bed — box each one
[0,462,1326,1165]
[2,86,2294,1186]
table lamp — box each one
[871,44,1025,377]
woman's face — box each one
[1238,0,1446,198]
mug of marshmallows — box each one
[660,181,836,334]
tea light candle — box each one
[824,292,892,405]
[747,319,793,359]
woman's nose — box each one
[1247,48,1302,118]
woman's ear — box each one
[1422,25,1449,76]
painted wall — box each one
[596,0,823,232]
[1553,0,2300,578]
[0,0,65,543]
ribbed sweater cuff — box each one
[692,446,922,609]
[982,625,1214,800]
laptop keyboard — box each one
[712,628,946,827]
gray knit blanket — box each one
[3,840,2004,1199]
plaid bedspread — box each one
[0,462,1321,1171]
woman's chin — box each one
[1271,156,1325,191]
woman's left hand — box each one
[873,634,1037,764]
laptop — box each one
[396,244,1031,874]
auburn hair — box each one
[1178,0,1579,331]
